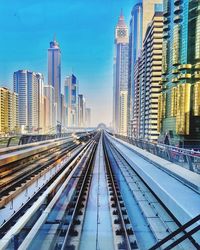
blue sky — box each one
[0,0,135,126]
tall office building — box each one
[158,0,200,147]
[61,93,66,130]
[132,56,142,138]
[36,73,44,133]
[139,7,163,141]
[113,11,129,135]
[43,85,55,133]
[64,74,78,127]
[48,37,61,125]
[128,0,162,136]
[0,87,19,134]
[85,108,91,127]
[78,94,86,127]
[14,70,43,133]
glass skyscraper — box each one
[127,0,162,137]
[158,0,200,147]
[14,70,43,133]
[64,74,78,127]
[48,38,61,125]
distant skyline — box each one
[0,0,135,126]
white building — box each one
[113,11,129,136]
[43,85,56,133]
[14,70,44,133]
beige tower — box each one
[113,11,129,136]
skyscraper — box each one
[113,11,129,136]
[36,73,44,133]
[78,94,86,127]
[128,0,162,136]
[14,70,43,133]
[48,37,61,125]
[158,0,200,147]
[61,93,66,130]
[64,74,78,127]
[0,87,18,134]
[43,85,55,132]
[139,6,163,141]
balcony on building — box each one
[161,76,168,82]
[195,63,200,70]
[163,24,170,32]
[174,6,183,15]
[172,77,179,83]
[173,15,182,23]
[178,64,192,70]
[163,32,169,39]
[178,73,192,79]
[163,17,170,24]
[174,0,183,6]
[172,68,179,74]
[194,72,200,79]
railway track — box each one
[0,130,199,250]
[103,133,199,250]
[14,134,100,250]
[0,133,99,249]
[103,137,138,250]
[0,141,78,199]
[0,132,95,204]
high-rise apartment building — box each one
[64,74,78,127]
[48,38,61,125]
[113,11,129,136]
[140,7,163,141]
[43,85,55,133]
[132,56,142,138]
[158,0,200,147]
[0,87,18,134]
[78,94,86,127]
[14,70,43,133]
[128,0,162,137]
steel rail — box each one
[0,139,94,249]
[105,133,199,249]
[0,142,77,199]
[60,136,98,250]
[0,143,82,236]
[103,135,133,250]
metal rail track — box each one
[0,140,74,180]
[0,136,97,247]
[15,134,100,250]
[60,134,99,250]
[0,141,78,199]
[104,134,199,250]
[103,135,138,250]
[0,143,82,237]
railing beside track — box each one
[115,134,200,174]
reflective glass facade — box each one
[158,0,200,147]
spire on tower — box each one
[120,8,123,17]
[117,8,126,27]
